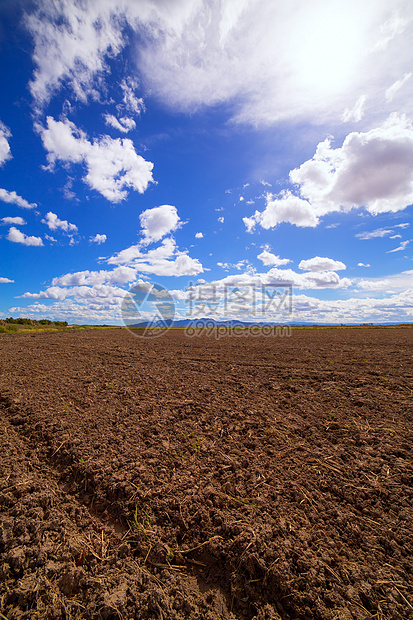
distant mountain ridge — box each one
[129,318,328,327]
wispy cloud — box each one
[356,227,394,240]
[385,72,412,102]
[103,114,136,134]
[0,121,12,166]
[386,239,410,253]
[23,1,413,126]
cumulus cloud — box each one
[246,115,413,231]
[0,188,37,209]
[90,233,107,244]
[7,227,43,246]
[23,0,413,126]
[290,114,413,217]
[193,266,351,292]
[195,232,204,239]
[52,267,137,287]
[38,117,154,203]
[358,262,371,267]
[0,277,14,284]
[0,121,12,165]
[244,191,318,231]
[107,237,203,277]
[139,205,181,244]
[1,217,26,226]
[42,211,78,233]
[20,284,127,303]
[257,250,291,267]
[299,257,346,272]
[12,286,413,325]
[103,114,136,133]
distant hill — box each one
[126,318,413,328]
[128,318,322,328]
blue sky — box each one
[1,0,412,325]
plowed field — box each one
[0,327,412,620]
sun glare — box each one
[292,3,365,96]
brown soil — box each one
[0,327,412,620]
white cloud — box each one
[24,1,413,127]
[107,237,203,277]
[387,239,410,253]
[7,227,44,246]
[257,250,291,267]
[90,233,107,244]
[218,216,224,223]
[12,286,413,325]
[139,205,181,244]
[389,234,402,239]
[299,256,346,272]
[0,188,37,209]
[42,211,78,233]
[120,78,145,115]
[0,121,12,166]
[138,1,413,125]
[358,262,371,267]
[356,227,394,240]
[103,114,136,133]
[218,260,249,271]
[195,232,204,239]
[290,114,413,218]
[341,95,367,122]
[0,277,14,284]
[245,191,318,231]
[356,270,413,292]
[39,116,154,203]
[20,284,127,304]
[1,217,26,226]
[25,0,125,108]
[195,266,351,292]
[385,73,411,102]
[52,267,137,287]
[45,234,57,242]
